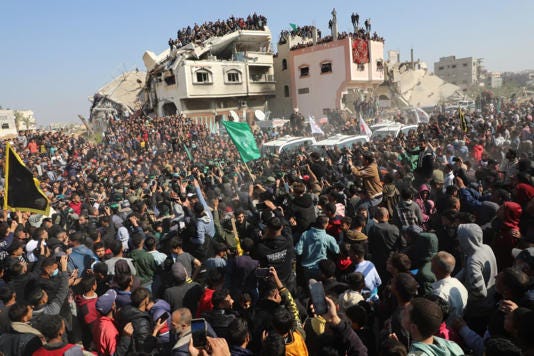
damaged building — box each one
[142,18,275,129]
[89,70,146,130]
[376,51,465,111]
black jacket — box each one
[250,299,283,352]
[288,194,317,236]
[202,309,236,341]
[253,236,295,286]
[0,330,42,356]
[163,282,204,316]
[368,222,402,279]
[116,305,156,353]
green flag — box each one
[183,144,193,162]
[222,121,261,163]
[289,23,298,31]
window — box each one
[282,59,287,70]
[451,64,456,68]
[376,60,384,72]
[438,66,444,70]
[300,66,309,77]
[164,75,176,85]
[284,85,290,97]
[321,62,332,73]
[463,63,468,67]
[298,88,309,94]
[194,70,211,84]
[226,71,240,83]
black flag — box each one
[4,143,50,214]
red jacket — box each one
[196,288,215,317]
[93,316,119,356]
[75,294,98,326]
[472,144,484,162]
[33,343,84,356]
[69,201,82,215]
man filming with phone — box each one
[250,267,303,354]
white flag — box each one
[415,107,430,123]
[309,116,324,135]
[359,114,372,137]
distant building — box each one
[270,24,385,119]
[388,50,400,65]
[434,56,482,88]
[488,72,503,88]
[14,110,37,131]
[143,23,275,128]
[0,110,22,137]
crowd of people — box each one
[0,94,533,355]
[289,29,384,51]
[169,14,267,50]
[279,26,322,45]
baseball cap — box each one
[96,289,117,315]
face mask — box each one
[51,268,59,277]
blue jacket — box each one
[193,186,215,244]
[295,227,340,270]
[68,245,98,275]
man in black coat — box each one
[163,262,203,315]
[368,207,403,283]
[202,288,236,342]
[287,182,317,237]
[116,287,165,353]
[253,217,295,293]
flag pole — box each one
[242,161,255,181]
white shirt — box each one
[355,260,382,293]
[432,276,468,323]
[443,171,455,193]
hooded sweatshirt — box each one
[295,227,340,270]
[411,232,438,296]
[74,294,98,327]
[493,201,522,270]
[409,336,464,356]
[289,194,317,235]
[191,185,215,246]
[415,185,436,225]
[456,224,497,315]
[67,244,98,275]
[254,235,295,285]
[515,183,534,207]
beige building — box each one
[434,56,481,88]
[271,30,385,119]
[143,27,275,127]
[488,72,503,88]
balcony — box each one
[249,73,275,83]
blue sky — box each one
[1,0,532,124]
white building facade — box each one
[144,29,275,126]
[0,110,22,137]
